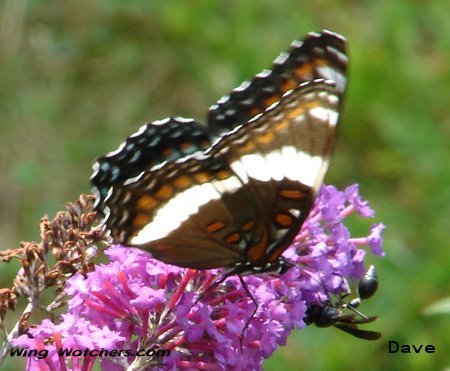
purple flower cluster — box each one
[13,184,384,370]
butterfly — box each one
[91,30,347,276]
[305,265,381,340]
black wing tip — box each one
[318,29,347,41]
[303,30,347,45]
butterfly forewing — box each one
[207,30,347,138]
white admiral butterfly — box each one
[91,30,347,276]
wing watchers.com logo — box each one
[10,347,170,360]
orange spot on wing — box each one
[273,118,289,131]
[242,220,255,232]
[280,79,298,93]
[286,106,307,120]
[241,141,255,152]
[173,175,192,189]
[294,63,313,79]
[279,189,306,199]
[206,221,226,233]
[225,232,241,244]
[250,107,261,118]
[216,170,231,180]
[285,100,319,121]
[264,95,280,107]
[155,185,173,199]
[133,213,151,228]
[275,213,293,228]
[136,195,158,210]
[247,228,268,262]
[314,58,327,67]
[257,131,274,144]
[194,172,213,183]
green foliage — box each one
[0,1,448,370]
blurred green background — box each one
[0,1,448,370]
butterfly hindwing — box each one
[102,155,259,269]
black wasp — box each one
[305,265,381,340]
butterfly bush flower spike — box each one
[13,184,384,370]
